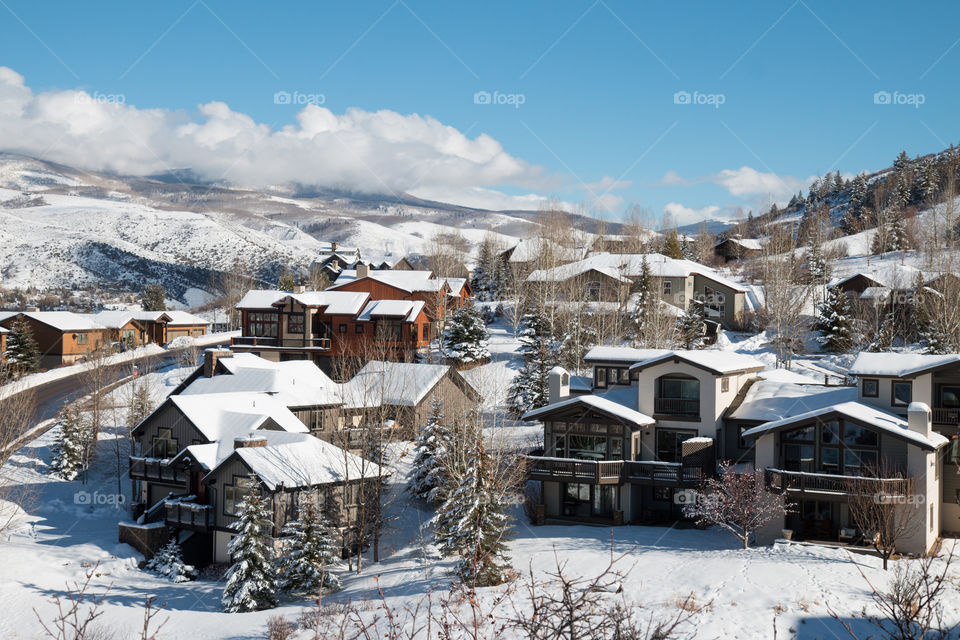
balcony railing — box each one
[933,407,960,426]
[232,336,331,350]
[764,468,911,497]
[654,397,700,417]
[526,456,624,484]
[624,460,704,485]
[525,456,704,486]
[165,501,215,531]
[129,457,188,485]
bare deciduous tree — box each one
[848,469,918,571]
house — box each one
[714,237,763,262]
[231,287,432,368]
[525,253,753,329]
[93,311,151,348]
[329,265,458,325]
[523,347,951,555]
[0,326,8,357]
[94,310,209,347]
[498,238,587,279]
[829,265,923,302]
[0,311,109,368]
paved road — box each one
[24,340,231,423]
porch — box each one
[164,501,215,532]
[525,455,704,487]
[763,468,911,497]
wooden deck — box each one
[525,455,703,486]
[764,468,910,497]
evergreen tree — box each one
[222,487,279,613]
[866,313,897,352]
[470,238,503,301]
[629,256,654,338]
[674,302,706,350]
[507,311,559,416]
[409,396,450,502]
[145,539,196,583]
[833,171,845,194]
[893,177,912,211]
[5,315,40,377]
[893,150,911,175]
[850,173,868,213]
[127,377,154,432]
[277,270,297,291]
[50,401,91,481]
[140,284,167,312]
[441,305,490,364]
[431,438,512,587]
[557,312,597,372]
[814,286,855,353]
[661,230,684,259]
[888,209,909,251]
[276,495,341,596]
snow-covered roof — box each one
[339,360,453,408]
[330,269,445,293]
[170,393,308,442]
[716,237,764,251]
[584,346,671,364]
[831,264,923,290]
[8,311,105,332]
[859,286,891,300]
[570,375,592,392]
[442,277,469,293]
[235,289,369,315]
[629,350,765,375]
[172,429,310,471]
[228,435,380,490]
[180,353,342,407]
[154,310,209,326]
[741,401,947,451]
[849,352,960,378]
[728,379,857,422]
[355,299,425,322]
[505,237,584,263]
[522,387,655,428]
[92,310,139,329]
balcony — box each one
[764,468,911,497]
[624,460,704,486]
[232,336,331,350]
[932,407,960,426]
[654,397,700,417]
[129,457,188,485]
[525,456,704,486]
[165,501,215,531]
[526,456,624,485]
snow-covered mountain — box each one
[0,153,613,303]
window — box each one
[738,424,755,449]
[595,366,607,389]
[121,329,136,344]
[892,381,912,407]
[862,378,879,398]
[355,324,364,334]
[339,324,347,334]
[152,428,178,458]
[780,420,881,476]
[287,313,304,334]
[587,281,601,301]
[662,280,672,296]
[248,312,279,337]
[375,320,403,341]
[344,482,361,506]
[656,376,700,416]
[721,377,730,393]
[224,476,255,516]
[704,286,725,317]
[76,332,88,345]
[421,324,429,340]
[656,429,696,462]
[564,483,590,502]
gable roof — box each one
[628,350,765,376]
[5,311,106,332]
[235,289,370,315]
[355,299,426,323]
[522,387,655,428]
[584,346,671,364]
[169,393,308,442]
[330,269,446,294]
[741,401,947,451]
[849,352,960,378]
[727,378,858,423]
[340,360,461,408]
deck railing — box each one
[932,407,960,426]
[232,336,331,349]
[624,460,704,484]
[653,397,700,417]
[129,457,188,485]
[764,468,911,497]
[164,501,215,531]
[525,456,703,486]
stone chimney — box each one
[203,347,233,378]
[234,432,267,449]
[293,284,306,294]
[548,366,570,404]
[330,241,339,252]
[356,263,370,279]
[907,402,933,439]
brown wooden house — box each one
[0,312,109,368]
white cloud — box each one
[409,185,576,212]
[713,166,808,199]
[0,67,558,209]
[662,202,722,226]
[655,170,689,186]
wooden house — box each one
[0,312,109,368]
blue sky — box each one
[1,0,958,224]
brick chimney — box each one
[907,402,932,439]
[356,263,370,279]
[548,366,570,404]
[234,432,267,449]
[203,347,233,378]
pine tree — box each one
[661,230,684,259]
[222,487,279,612]
[675,302,706,350]
[814,287,855,353]
[888,209,908,251]
[557,312,597,372]
[441,305,490,364]
[5,315,41,377]
[50,401,91,481]
[431,438,512,587]
[850,173,868,213]
[867,313,897,352]
[507,312,559,416]
[409,396,450,502]
[893,150,911,175]
[276,495,341,596]
[145,539,196,583]
[470,238,502,301]
[127,378,154,432]
[277,270,297,291]
[140,284,167,312]
[629,256,654,337]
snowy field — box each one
[2,343,959,639]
